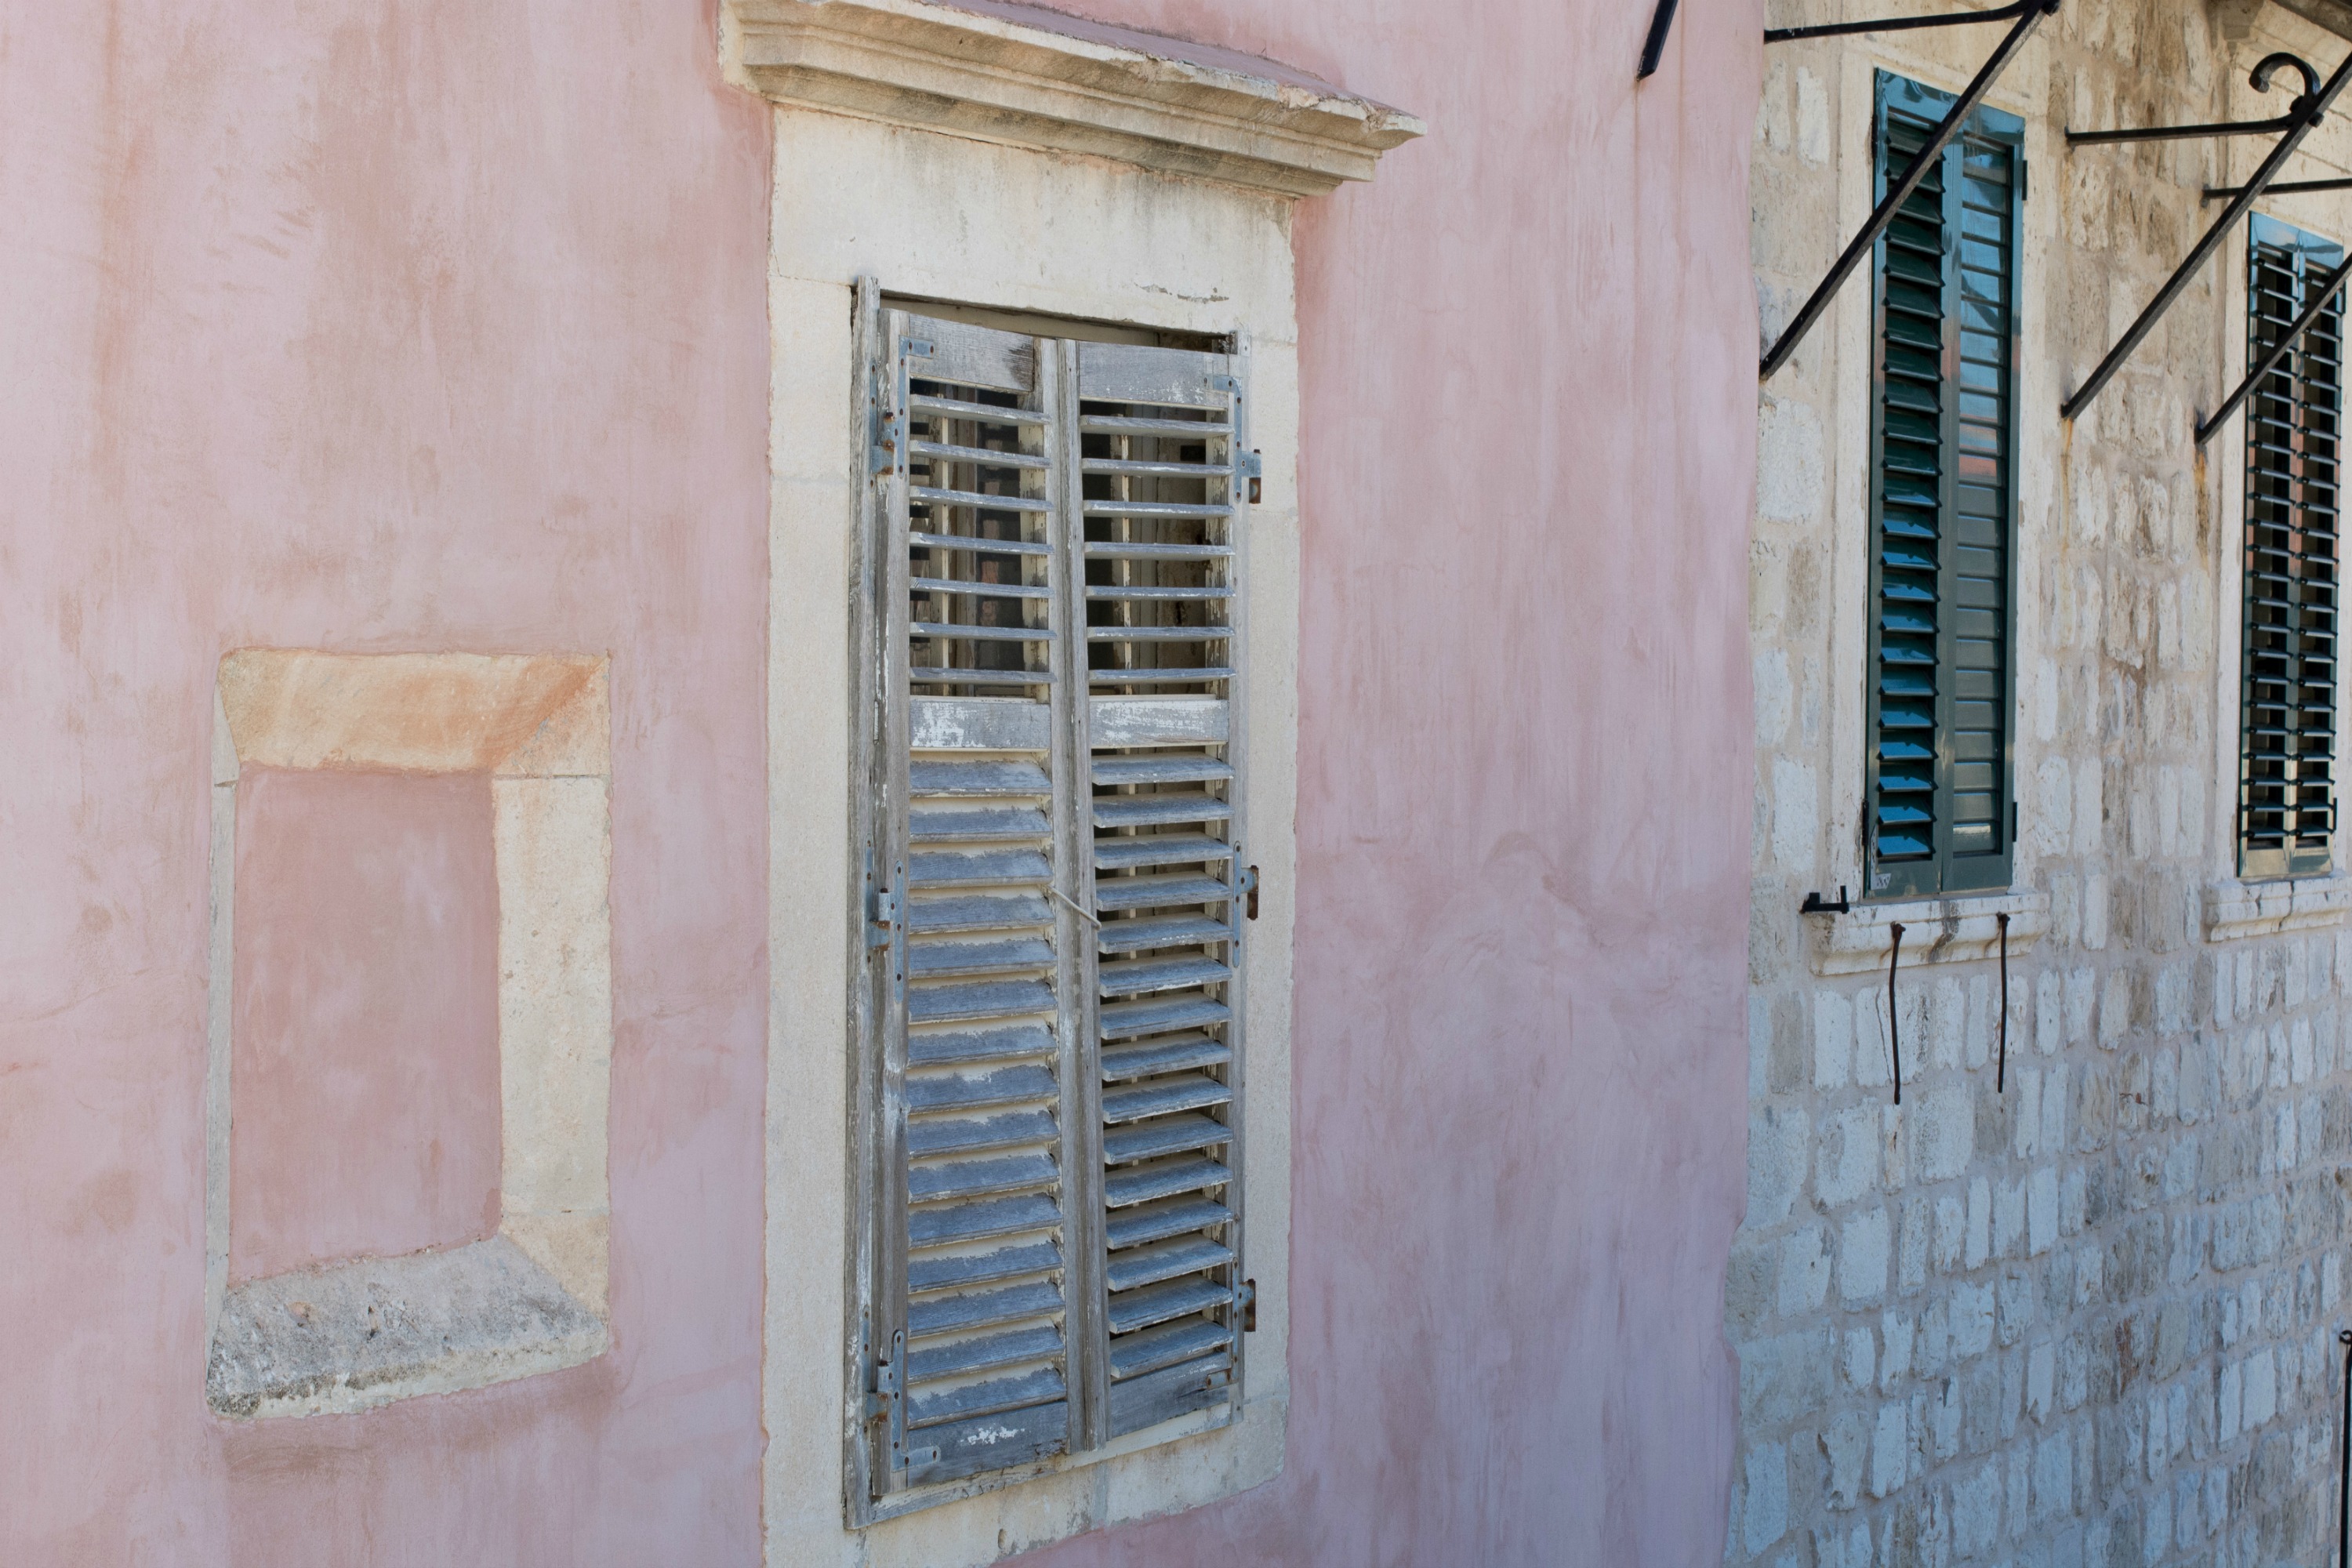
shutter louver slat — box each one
[875,313,1075,1492]
[1069,341,1245,1443]
[2241,219,2343,879]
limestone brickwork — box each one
[1735,4,2352,1564]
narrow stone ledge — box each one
[206,1237,606,1420]
[725,0,1425,198]
[1805,889,2050,977]
[2203,874,2352,942]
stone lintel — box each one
[1806,889,2052,977]
[726,0,1425,198]
[2203,873,2352,942]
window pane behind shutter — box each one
[1069,341,1246,1440]
[1947,129,2015,884]
[875,311,1077,1490]
[2241,220,2343,879]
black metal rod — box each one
[1639,0,1680,79]
[2338,1328,2350,1568]
[2205,176,2352,201]
[1761,0,2059,381]
[2196,249,2352,445]
[1766,0,2036,45]
[2067,112,2299,147]
[2062,49,2352,422]
[1887,923,1904,1106]
[1995,912,2009,1093]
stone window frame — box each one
[204,650,614,1419]
[2206,218,2352,927]
[1788,36,2057,974]
[2202,5,2352,932]
[728,0,1419,1558]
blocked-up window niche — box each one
[205,651,613,1418]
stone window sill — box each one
[1805,888,2050,977]
[205,1237,606,1421]
[2203,873,2352,942]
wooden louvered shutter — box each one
[1866,74,2021,899]
[2240,216,2343,880]
[1065,342,1249,1443]
[858,309,1250,1506]
[866,310,1080,1493]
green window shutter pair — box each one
[851,302,1250,1515]
[1867,74,2023,899]
[2239,216,2343,880]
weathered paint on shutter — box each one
[1065,339,1247,1442]
[2240,216,2343,880]
[1866,74,2021,899]
[866,310,1080,1494]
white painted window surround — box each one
[730,2,1419,1561]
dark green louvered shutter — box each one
[1866,74,2023,899]
[2239,216,2342,880]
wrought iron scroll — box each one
[2062,50,2352,421]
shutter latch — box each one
[1238,864,1260,923]
[867,885,901,948]
[1239,448,1263,505]
[1237,1277,1258,1334]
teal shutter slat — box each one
[1867,73,2020,898]
[2240,216,2343,880]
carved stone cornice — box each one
[727,0,1425,198]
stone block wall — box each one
[1736,4,2352,1564]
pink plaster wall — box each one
[1011,3,1764,1563]
[229,768,503,1283]
[0,1,771,1562]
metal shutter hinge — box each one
[870,408,904,474]
[1209,374,1241,394]
[901,336,935,359]
[870,1330,940,1473]
[1240,864,1260,922]
[1240,448,1262,504]
[1237,1278,1258,1333]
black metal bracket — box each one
[1760,1,2060,381]
[2067,53,2321,146]
[1800,886,1852,915]
[1638,0,1679,79]
[1766,0,2049,45]
[2061,50,2352,421]
[2205,175,2352,201]
[2196,248,2352,445]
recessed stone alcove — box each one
[205,651,614,1419]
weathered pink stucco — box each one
[230,768,503,1283]
[0,1,771,1561]
[2,0,1757,1563]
